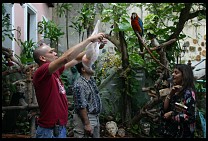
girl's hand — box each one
[163,111,173,119]
[170,85,182,96]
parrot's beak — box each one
[131,13,136,19]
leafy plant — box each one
[38,18,64,50]
[60,67,79,95]
[69,3,97,42]
[95,52,122,84]
[16,114,30,135]
[56,3,72,18]
[2,3,15,42]
[15,39,36,64]
[127,124,141,136]
[55,3,72,49]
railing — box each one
[193,58,206,68]
[193,58,206,80]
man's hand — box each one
[89,33,105,43]
[84,124,93,137]
[99,38,108,49]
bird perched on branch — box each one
[131,12,144,37]
[131,12,144,58]
[151,37,160,47]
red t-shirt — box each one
[32,63,68,128]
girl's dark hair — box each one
[75,62,83,74]
[174,64,195,91]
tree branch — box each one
[135,32,174,72]
[169,3,192,40]
[188,9,206,20]
[105,34,121,52]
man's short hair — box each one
[75,62,83,74]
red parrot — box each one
[131,12,144,37]
[131,12,144,58]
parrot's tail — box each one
[139,41,144,59]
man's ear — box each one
[39,56,46,62]
[81,67,85,72]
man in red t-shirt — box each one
[32,33,105,138]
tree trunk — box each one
[119,31,131,125]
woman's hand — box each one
[163,111,173,119]
[169,85,182,96]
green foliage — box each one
[16,39,36,64]
[101,3,131,30]
[60,67,79,95]
[15,113,30,135]
[2,3,15,42]
[2,3,205,137]
[38,18,64,44]
[195,111,205,138]
[195,80,206,114]
[69,20,85,42]
[143,14,160,39]
[128,52,144,67]
[95,52,122,86]
[100,3,148,75]
[100,87,122,123]
[127,124,141,136]
[141,3,206,64]
[56,3,72,17]
[79,3,96,29]
[2,56,8,72]
[69,3,97,41]
[101,94,116,115]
